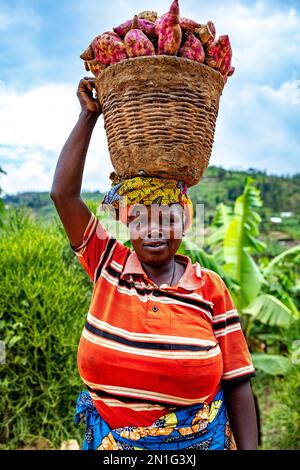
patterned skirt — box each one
[74,389,237,450]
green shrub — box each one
[252,366,300,450]
[0,208,91,449]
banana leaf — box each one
[242,294,297,327]
[206,203,232,247]
[251,353,291,375]
[223,177,266,309]
[264,245,300,276]
[180,239,233,288]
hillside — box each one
[3,166,300,248]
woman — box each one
[50,77,258,450]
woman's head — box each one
[101,174,194,266]
[127,203,190,266]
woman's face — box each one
[129,204,184,266]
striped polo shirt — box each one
[72,212,256,429]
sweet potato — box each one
[154,13,167,30]
[137,18,156,38]
[223,65,235,84]
[85,59,106,77]
[218,48,232,76]
[113,20,132,37]
[178,32,205,63]
[204,40,222,68]
[124,16,155,57]
[227,65,235,76]
[114,18,156,39]
[194,21,216,44]
[155,0,182,55]
[80,44,94,61]
[205,35,231,70]
[138,11,158,23]
[92,32,127,65]
[179,17,200,31]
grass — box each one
[252,367,300,449]
[0,208,91,449]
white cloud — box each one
[211,79,300,174]
[0,81,114,194]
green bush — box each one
[252,365,300,450]
[0,208,91,449]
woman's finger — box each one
[78,79,89,89]
[86,82,93,92]
[83,76,96,84]
[78,79,93,93]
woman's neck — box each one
[141,258,176,285]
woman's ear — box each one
[183,204,193,233]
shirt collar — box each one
[121,250,202,291]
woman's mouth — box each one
[143,240,168,250]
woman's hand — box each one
[77,77,102,116]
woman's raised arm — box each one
[50,77,101,248]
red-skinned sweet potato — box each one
[178,32,205,63]
[114,18,156,39]
[155,0,182,55]
[124,15,155,57]
[92,32,127,65]
[179,17,200,31]
[138,11,158,23]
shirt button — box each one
[152,305,159,312]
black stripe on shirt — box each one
[105,264,149,296]
[212,316,241,331]
[86,385,176,407]
[159,290,213,315]
[105,264,213,315]
[85,321,216,352]
[221,371,256,385]
[94,238,117,283]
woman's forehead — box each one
[128,203,182,217]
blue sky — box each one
[0,0,299,194]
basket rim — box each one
[96,55,224,91]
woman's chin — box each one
[142,245,170,263]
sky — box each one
[0,0,299,195]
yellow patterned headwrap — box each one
[101,173,193,229]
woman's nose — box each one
[148,221,163,238]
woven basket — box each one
[95,55,224,187]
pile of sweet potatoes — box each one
[80,0,234,84]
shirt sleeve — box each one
[70,212,117,283]
[212,279,256,383]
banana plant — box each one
[261,245,300,319]
[205,203,232,265]
[206,203,233,250]
[222,177,266,309]
[264,245,300,275]
[189,177,300,375]
[179,238,233,289]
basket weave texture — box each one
[96,56,224,187]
